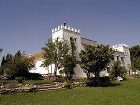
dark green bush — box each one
[55,75,65,82]
[15,77,23,83]
[86,77,111,87]
[27,73,43,80]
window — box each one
[70,37,76,42]
[70,37,72,41]
[116,55,119,61]
[112,56,115,61]
[56,37,59,41]
[74,38,76,42]
[121,57,124,64]
[107,66,110,73]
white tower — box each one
[52,23,82,53]
[51,23,86,78]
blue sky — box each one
[0,0,140,56]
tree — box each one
[110,61,127,78]
[0,54,13,77]
[0,51,34,79]
[0,48,2,53]
[130,45,140,61]
[61,38,77,80]
[130,45,140,71]
[62,54,76,80]
[42,39,69,80]
[79,44,114,80]
[70,37,76,55]
[131,57,140,71]
[79,45,94,79]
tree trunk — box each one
[95,71,100,86]
[86,71,90,80]
[53,63,58,80]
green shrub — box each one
[74,78,87,82]
[131,74,140,79]
[32,80,54,85]
[15,77,23,83]
[55,76,65,82]
[64,81,73,89]
[27,73,43,80]
[86,77,111,87]
[110,61,127,78]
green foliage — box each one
[15,77,23,83]
[64,81,73,89]
[85,77,112,87]
[74,78,87,82]
[54,75,65,82]
[130,45,140,61]
[70,37,76,55]
[130,45,140,71]
[79,44,114,79]
[131,57,140,71]
[42,38,77,80]
[61,37,77,80]
[110,61,127,78]
[62,54,76,80]
[42,39,69,79]
[27,73,43,80]
[0,51,35,79]
[31,80,54,85]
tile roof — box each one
[29,38,97,61]
[28,52,44,60]
[81,37,97,46]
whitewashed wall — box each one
[112,44,131,68]
[29,59,49,75]
[30,25,132,78]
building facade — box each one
[112,44,131,74]
[29,24,131,78]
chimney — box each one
[64,22,66,26]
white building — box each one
[29,24,131,78]
[112,44,131,74]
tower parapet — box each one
[112,43,129,49]
[52,24,80,34]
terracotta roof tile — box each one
[28,52,44,60]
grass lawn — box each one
[0,79,140,105]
